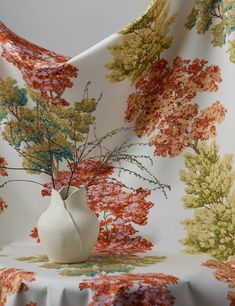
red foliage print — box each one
[0,268,36,306]
[91,184,153,254]
[39,160,154,255]
[125,56,226,157]
[0,157,8,177]
[0,156,8,213]
[0,198,7,213]
[203,259,235,306]
[0,22,78,106]
[79,273,179,306]
[29,228,40,244]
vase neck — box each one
[59,186,78,201]
[59,186,87,209]
[50,186,87,210]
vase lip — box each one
[51,186,86,201]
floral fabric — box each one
[0,0,234,305]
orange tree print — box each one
[203,259,235,306]
[0,268,36,306]
[0,21,78,106]
[79,273,179,306]
[41,159,160,255]
[0,79,166,255]
[123,56,233,261]
[106,1,225,158]
[0,40,168,256]
[125,57,225,157]
[0,156,8,213]
[105,0,234,264]
[29,228,40,244]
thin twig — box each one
[0,166,50,176]
[0,179,45,188]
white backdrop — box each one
[0,0,150,56]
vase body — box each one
[37,186,99,263]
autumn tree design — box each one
[0,77,168,255]
[0,77,97,186]
[180,141,235,260]
[124,47,233,261]
[79,273,179,306]
[0,21,78,106]
[0,268,36,306]
[203,259,235,306]
[105,0,233,263]
[0,156,8,213]
[41,160,156,255]
[185,0,235,63]
[124,55,231,260]
[125,57,225,157]
[105,1,226,157]
[105,0,176,83]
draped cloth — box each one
[0,0,234,305]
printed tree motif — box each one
[0,21,78,105]
[203,259,235,306]
[0,77,168,255]
[29,228,40,244]
[16,253,165,277]
[0,197,7,214]
[180,141,235,261]
[41,160,155,255]
[185,0,235,63]
[79,273,179,306]
[0,268,36,306]
[0,78,97,185]
[90,184,154,255]
[0,156,8,213]
[106,0,233,266]
[125,56,225,157]
[105,0,176,83]
[228,40,235,63]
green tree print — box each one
[180,141,235,260]
[228,40,235,63]
[16,253,165,277]
[0,77,97,182]
[105,0,176,83]
[185,0,235,63]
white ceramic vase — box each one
[37,186,99,263]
